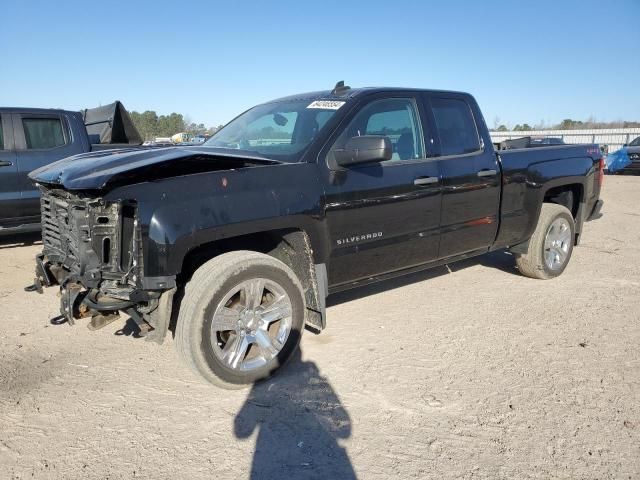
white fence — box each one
[490,128,640,153]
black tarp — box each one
[82,101,142,145]
[499,136,532,150]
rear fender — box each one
[511,157,595,247]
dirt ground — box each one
[0,176,638,480]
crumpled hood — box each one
[29,146,279,190]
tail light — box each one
[598,158,605,188]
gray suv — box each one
[623,136,640,174]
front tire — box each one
[515,203,575,280]
[175,251,305,389]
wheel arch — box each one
[509,178,588,255]
[540,180,588,246]
[179,227,327,332]
[542,182,584,219]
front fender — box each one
[104,163,328,279]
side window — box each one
[22,118,66,149]
[0,117,4,149]
[332,98,424,161]
[431,98,480,156]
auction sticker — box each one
[307,100,346,110]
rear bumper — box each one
[587,199,604,221]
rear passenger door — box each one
[424,94,500,258]
[13,113,80,219]
[0,114,21,226]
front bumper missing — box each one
[26,255,174,343]
[24,254,57,293]
[60,283,86,326]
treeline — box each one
[491,118,640,132]
[129,111,223,141]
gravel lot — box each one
[1,176,638,480]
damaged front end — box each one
[29,186,174,343]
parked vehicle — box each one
[171,132,193,144]
[621,136,640,174]
[28,83,604,388]
[191,135,209,144]
[0,102,141,234]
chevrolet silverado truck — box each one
[28,83,605,388]
[0,102,141,234]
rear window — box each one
[431,98,480,156]
[22,118,66,149]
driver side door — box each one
[321,94,443,289]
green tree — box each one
[185,122,208,136]
[157,113,185,137]
[496,125,508,132]
[557,119,584,130]
[130,110,218,140]
[208,124,225,135]
[130,110,159,141]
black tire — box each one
[515,203,575,280]
[175,250,305,389]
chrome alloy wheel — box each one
[544,217,572,271]
[210,278,293,372]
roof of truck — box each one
[0,107,75,114]
[267,86,472,104]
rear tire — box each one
[515,203,575,280]
[175,251,305,389]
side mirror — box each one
[623,143,628,147]
[334,135,392,167]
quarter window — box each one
[22,118,66,149]
[331,98,424,161]
[431,98,480,156]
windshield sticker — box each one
[307,100,346,110]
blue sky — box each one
[2,0,639,128]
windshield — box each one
[205,99,341,162]
[629,136,640,147]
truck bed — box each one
[496,144,602,249]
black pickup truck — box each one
[28,83,604,388]
[0,102,141,234]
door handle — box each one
[414,176,439,186]
[0,160,13,167]
[477,169,497,178]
